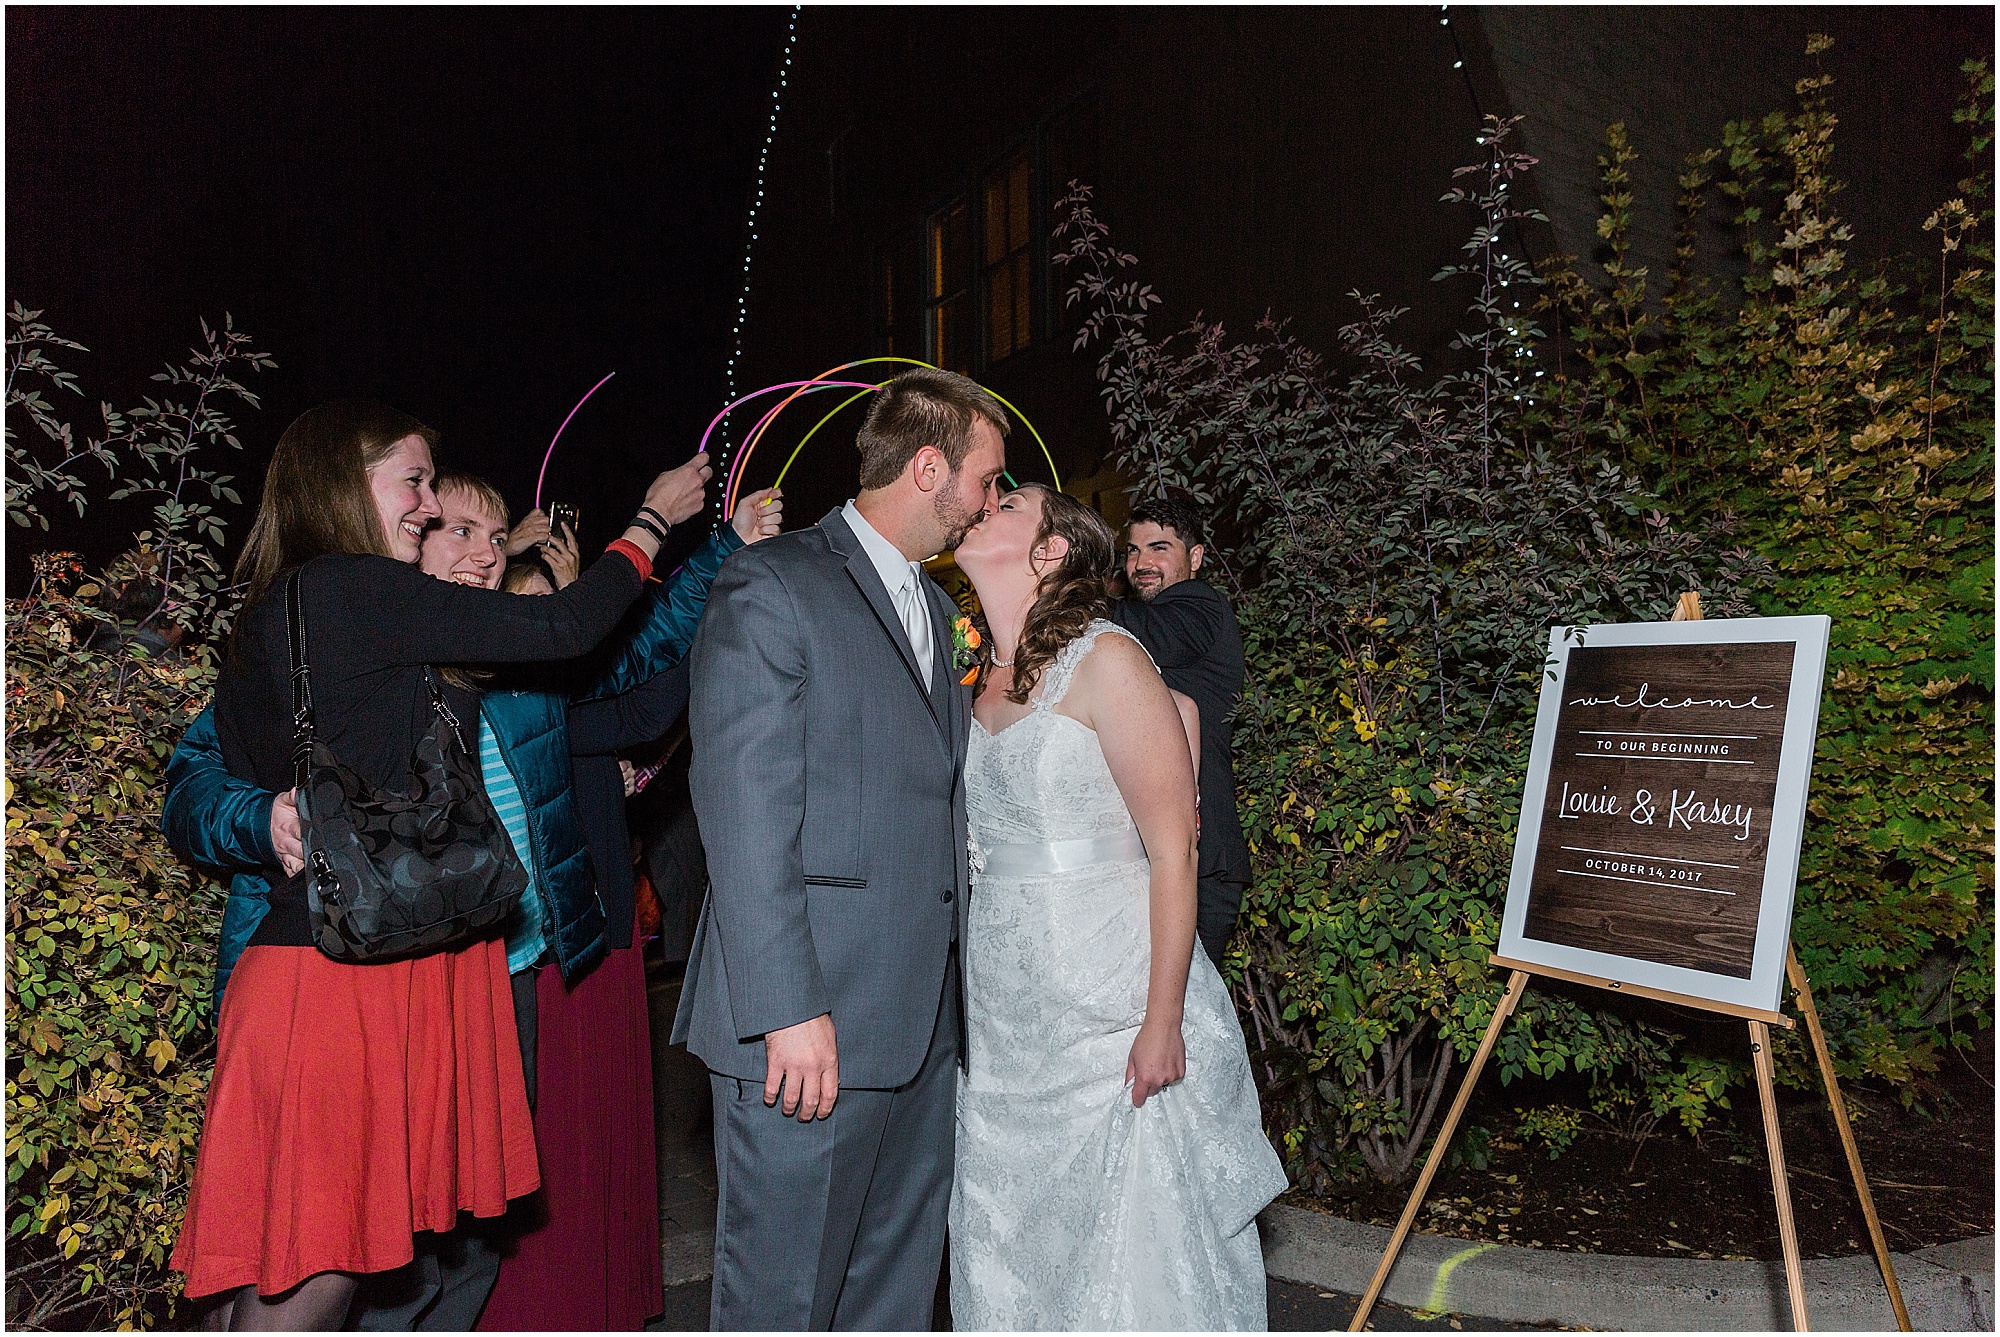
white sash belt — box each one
[979,828,1148,878]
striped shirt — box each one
[479,715,547,973]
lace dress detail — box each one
[950,621,1286,1331]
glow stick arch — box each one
[535,371,617,510]
[715,357,1060,515]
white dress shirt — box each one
[843,499,933,685]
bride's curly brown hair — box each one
[984,484,1119,705]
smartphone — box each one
[548,502,579,540]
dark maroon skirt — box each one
[478,942,662,1330]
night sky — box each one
[8,8,790,583]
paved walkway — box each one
[643,975,1529,1331]
[1264,1203,1994,1332]
[647,1275,1532,1332]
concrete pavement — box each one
[1261,1203,1995,1331]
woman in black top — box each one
[171,401,709,1330]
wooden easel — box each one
[1347,594,1910,1333]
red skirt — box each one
[478,943,662,1331]
[171,938,540,1300]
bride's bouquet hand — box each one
[1125,1017,1187,1108]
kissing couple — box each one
[673,368,1287,1331]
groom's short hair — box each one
[856,368,1011,490]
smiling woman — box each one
[368,438,444,562]
[160,445,765,1329]
[231,405,439,606]
[167,400,698,1330]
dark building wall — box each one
[1472,7,1991,290]
[731,7,1991,528]
[730,7,1490,525]
[1083,9,1486,364]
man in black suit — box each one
[1110,495,1252,965]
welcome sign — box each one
[1496,616,1832,1016]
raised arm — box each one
[163,703,280,872]
[349,459,720,668]
[687,550,837,1120]
[580,528,741,701]
[1064,632,1200,1108]
[344,545,648,667]
[581,485,783,699]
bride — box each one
[948,484,1287,1330]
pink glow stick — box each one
[709,379,876,508]
[534,371,618,510]
[725,385,871,507]
[697,381,845,461]
[700,380,875,460]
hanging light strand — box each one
[716,6,802,521]
[1442,1,1545,400]
[1440,5,1478,99]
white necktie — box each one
[895,563,933,685]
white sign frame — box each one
[1497,615,1833,1015]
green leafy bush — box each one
[1514,1104,1585,1160]
[1056,119,1763,1191]
[5,308,267,1327]
[1540,48,1995,1095]
[1055,38,1990,1192]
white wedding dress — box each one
[950,621,1288,1331]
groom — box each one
[674,368,1009,1329]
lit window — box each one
[926,200,972,375]
[983,152,1033,363]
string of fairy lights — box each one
[1441,3,1544,404]
[1440,6,1478,106]
[715,5,802,522]
[693,7,1542,510]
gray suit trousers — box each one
[707,954,958,1331]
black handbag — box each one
[285,569,528,961]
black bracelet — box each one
[628,513,669,546]
[638,506,674,535]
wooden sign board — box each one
[1496,616,1832,1017]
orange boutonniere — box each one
[952,616,983,685]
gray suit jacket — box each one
[671,507,973,1088]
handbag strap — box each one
[284,568,463,784]
[424,667,463,734]
[284,570,317,791]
